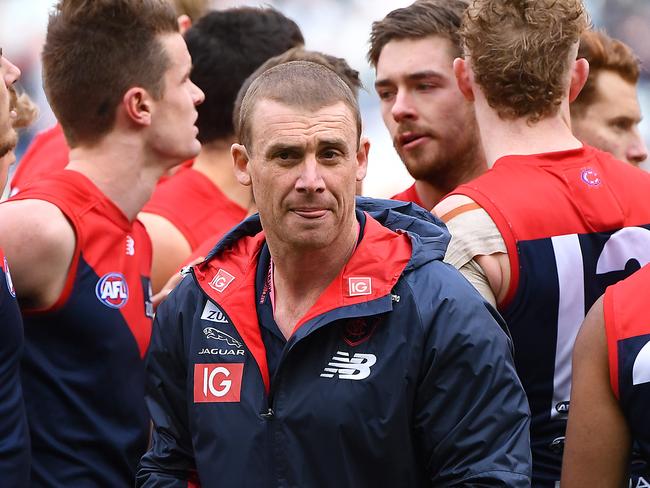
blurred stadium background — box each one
[1,0,648,197]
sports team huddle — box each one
[1,0,648,486]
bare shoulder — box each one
[433,194,478,220]
[0,199,74,247]
[574,296,607,363]
[0,199,76,306]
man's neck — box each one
[413,181,446,211]
[269,219,359,337]
[475,97,582,167]
[415,155,486,210]
[66,133,174,221]
[192,138,253,211]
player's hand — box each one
[151,256,204,310]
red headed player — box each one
[435,0,650,485]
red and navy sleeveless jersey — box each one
[0,249,30,487]
[142,166,247,250]
[449,145,650,485]
[9,170,154,487]
[391,183,427,210]
[10,124,69,195]
[605,264,650,468]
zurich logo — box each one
[95,272,129,309]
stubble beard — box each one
[0,128,17,159]
[398,135,482,192]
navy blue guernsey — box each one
[9,170,154,487]
[449,146,650,486]
[605,265,650,483]
[0,249,30,486]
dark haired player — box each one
[435,0,650,484]
[140,7,304,293]
[0,0,204,485]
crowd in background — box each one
[1,0,648,199]
[2,0,650,486]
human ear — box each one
[232,143,252,186]
[123,88,152,126]
[453,58,475,102]
[569,58,589,103]
[355,137,370,182]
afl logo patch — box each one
[95,272,129,309]
[580,168,601,187]
[4,257,15,298]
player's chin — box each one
[185,138,203,159]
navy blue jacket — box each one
[137,198,532,487]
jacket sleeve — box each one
[136,278,200,488]
[412,263,532,487]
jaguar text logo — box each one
[95,272,129,309]
[348,277,372,297]
[194,363,243,403]
[209,268,235,293]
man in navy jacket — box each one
[137,60,531,487]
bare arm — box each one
[0,200,75,309]
[138,212,192,295]
[433,194,510,304]
[561,296,631,487]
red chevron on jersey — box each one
[448,145,650,485]
[605,264,650,398]
[8,169,154,485]
[604,264,650,469]
[451,145,650,306]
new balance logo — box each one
[320,351,376,380]
[125,235,135,256]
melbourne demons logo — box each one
[95,272,129,309]
[581,168,602,187]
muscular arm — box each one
[561,296,631,487]
[138,212,192,295]
[434,194,510,305]
[0,200,75,309]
